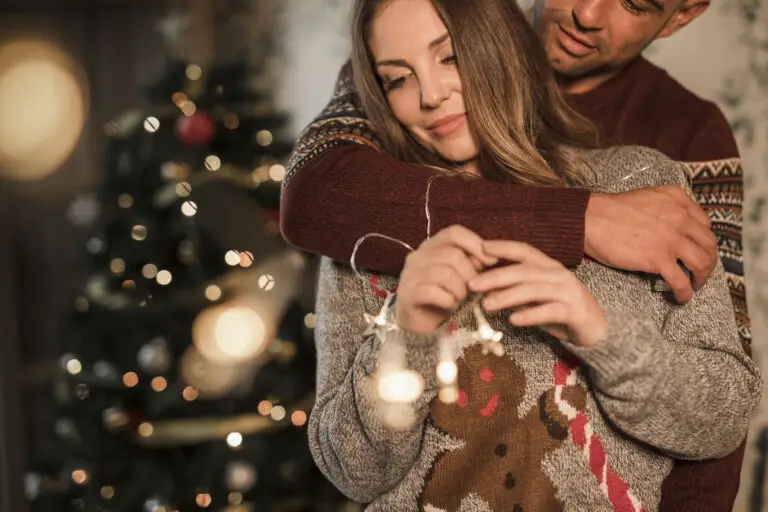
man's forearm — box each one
[280,144,590,275]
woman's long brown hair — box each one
[350,0,599,186]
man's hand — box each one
[585,185,718,303]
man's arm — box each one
[280,62,589,275]
[280,63,717,305]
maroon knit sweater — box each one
[280,56,748,511]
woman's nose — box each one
[419,75,450,109]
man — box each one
[280,0,750,509]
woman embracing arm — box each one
[471,240,761,460]
[566,259,761,460]
[470,147,762,460]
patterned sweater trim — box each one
[686,157,750,351]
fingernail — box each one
[482,296,495,309]
[469,278,481,290]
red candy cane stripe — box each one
[553,359,646,512]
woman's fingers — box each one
[482,282,564,312]
[481,240,561,268]
[469,263,563,293]
[407,283,460,310]
[508,301,570,328]
[421,264,468,302]
[426,225,498,268]
[410,245,479,283]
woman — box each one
[309,0,762,510]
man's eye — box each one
[622,0,646,14]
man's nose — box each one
[572,0,606,31]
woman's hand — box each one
[396,226,497,335]
[469,240,606,347]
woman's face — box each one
[368,0,478,168]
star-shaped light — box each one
[363,292,398,338]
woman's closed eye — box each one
[382,72,412,92]
[441,55,457,66]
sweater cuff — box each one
[532,187,590,268]
[560,309,665,386]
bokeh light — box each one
[0,40,88,180]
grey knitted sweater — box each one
[309,146,762,511]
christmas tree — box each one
[26,7,354,512]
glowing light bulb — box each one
[195,493,212,507]
[258,401,272,416]
[256,130,273,146]
[193,303,270,364]
[224,250,240,266]
[204,155,221,171]
[213,307,266,359]
[181,201,197,217]
[66,358,82,375]
[71,469,88,484]
[291,410,307,427]
[205,285,222,301]
[143,116,160,133]
[186,65,202,80]
[439,387,459,404]
[257,274,275,291]
[156,270,172,286]
[377,370,424,403]
[270,405,286,421]
[436,361,457,384]
[226,432,243,448]
[268,164,286,181]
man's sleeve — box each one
[280,62,591,275]
[681,103,751,356]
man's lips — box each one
[556,24,598,57]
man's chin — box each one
[549,53,597,79]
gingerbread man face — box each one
[422,346,587,512]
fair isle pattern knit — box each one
[309,146,761,511]
[686,158,750,352]
[283,62,379,188]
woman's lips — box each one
[428,113,466,137]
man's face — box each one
[532,0,701,88]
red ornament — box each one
[175,112,215,146]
